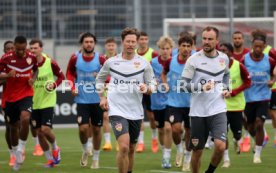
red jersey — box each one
[0,51,37,102]
[233,48,250,62]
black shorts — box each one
[226,111,243,140]
[153,109,166,128]
[77,103,103,126]
[31,107,54,129]
[270,92,276,110]
[165,106,190,128]
[109,116,142,144]
[189,113,227,150]
[142,94,152,111]
[244,101,268,124]
[4,96,32,124]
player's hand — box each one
[202,81,215,92]
[163,83,169,93]
[139,83,149,94]
[100,97,109,111]
[72,89,78,96]
[28,78,35,86]
[8,70,16,77]
[267,80,274,88]
[222,90,231,98]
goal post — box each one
[163,15,276,48]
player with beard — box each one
[232,31,250,62]
[181,26,230,173]
[66,32,106,169]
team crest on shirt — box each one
[191,138,199,147]
[32,120,36,127]
[169,115,174,123]
[134,62,140,68]
[26,57,32,65]
[219,58,225,67]
[77,116,82,124]
[115,123,122,132]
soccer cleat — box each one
[12,162,22,171]
[13,150,24,171]
[52,147,61,164]
[262,135,269,147]
[102,143,112,151]
[241,137,250,152]
[80,151,89,167]
[9,155,16,166]
[222,160,231,168]
[135,143,145,153]
[33,144,44,156]
[253,155,262,164]
[174,152,183,167]
[182,162,191,171]
[90,160,99,169]
[44,160,55,168]
[151,139,159,153]
[162,158,171,169]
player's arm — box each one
[66,54,77,95]
[268,58,276,87]
[222,58,230,91]
[48,59,65,91]
[96,59,110,98]
[160,58,171,92]
[29,58,38,86]
[142,62,157,95]
[0,56,16,79]
[180,58,199,92]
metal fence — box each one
[0,0,276,71]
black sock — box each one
[205,163,216,173]
[127,171,132,173]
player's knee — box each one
[215,140,226,152]
[119,143,129,155]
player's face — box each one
[252,40,265,57]
[138,36,149,48]
[220,45,231,58]
[4,43,15,53]
[29,43,42,56]
[159,43,172,59]
[105,42,117,55]
[179,42,192,58]
[82,37,95,54]
[202,30,218,53]
[232,33,244,48]
[122,34,137,55]
[15,43,27,58]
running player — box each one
[29,39,64,167]
[66,32,105,169]
[0,35,38,171]
[96,27,156,173]
[135,31,159,153]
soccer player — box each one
[102,37,118,151]
[172,31,197,58]
[1,40,15,166]
[232,31,250,62]
[0,35,38,171]
[161,35,193,170]
[96,27,156,173]
[241,34,275,163]
[66,32,106,169]
[135,31,159,153]
[219,43,251,168]
[29,39,64,167]
[150,36,173,166]
[181,26,230,173]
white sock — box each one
[33,137,39,145]
[151,129,157,139]
[88,137,93,143]
[184,150,192,163]
[163,148,171,159]
[93,150,100,161]
[254,145,262,157]
[9,149,13,156]
[18,139,27,152]
[223,149,230,161]
[161,145,164,154]
[138,131,144,144]
[176,142,183,154]
[82,142,89,153]
[104,133,111,143]
[11,146,18,156]
[51,141,58,150]
[44,150,53,160]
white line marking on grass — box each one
[100,166,117,170]
[150,170,183,173]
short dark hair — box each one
[232,31,244,38]
[105,37,116,44]
[202,26,219,38]
[29,38,43,47]
[79,32,97,44]
[251,29,266,43]
[220,42,234,53]
[121,27,140,41]
[179,31,197,45]
[4,40,13,48]
[140,31,148,37]
[14,35,27,44]
[178,35,193,46]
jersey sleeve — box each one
[66,54,77,91]
[51,59,65,88]
[143,62,157,91]
[181,57,195,80]
[96,59,110,93]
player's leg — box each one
[182,108,191,171]
[87,120,93,155]
[269,91,276,147]
[153,109,165,153]
[90,104,103,169]
[102,111,112,151]
[4,113,15,166]
[31,123,43,156]
[136,120,145,152]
